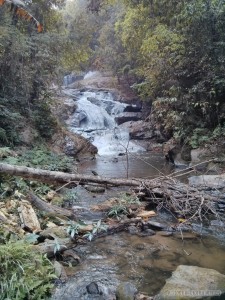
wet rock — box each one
[146,221,167,230]
[190,148,211,171]
[188,174,225,189]
[62,249,81,266]
[138,229,155,237]
[64,139,78,156]
[53,261,68,282]
[40,227,68,239]
[112,157,118,163]
[116,282,138,300]
[156,231,173,237]
[64,98,77,114]
[115,113,142,125]
[86,282,100,294]
[210,220,225,227]
[51,263,119,300]
[158,265,225,299]
[124,105,141,113]
[128,225,139,235]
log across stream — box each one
[0,160,221,221]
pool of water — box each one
[53,152,225,299]
[79,152,173,179]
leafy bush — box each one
[189,125,225,149]
[0,241,56,300]
[31,100,57,139]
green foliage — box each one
[0,241,56,300]
[67,219,107,241]
[3,147,74,172]
[83,219,108,241]
[63,190,78,206]
[107,203,128,219]
[189,125,225,149]
[0,147,14,158]
[95,0,225,145]
[107,192,140,219]
[66,221,83,239]
[53,238,67,255]
[31,98,57,139]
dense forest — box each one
[1,0,225,148]
[1,0,225,299]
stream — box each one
[52,84,225,299]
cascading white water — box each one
[67,90,145,156]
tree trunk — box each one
[0,163,142,187]
[27,191,74,218]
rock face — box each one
[157,265,225,299]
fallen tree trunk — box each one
[0,163,141,186]
[0,163,220,220]
[27,191,74,219]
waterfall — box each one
[66,90,145,156]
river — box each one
[52,82,225,299]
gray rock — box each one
[157,265,225,299]
[52,264,119,300]
[188,174,225,189]
[64,140,78,156]
[190,148,209,165]
[86,282,100,294]
[138,229,156,237]
[116,282,138,300]
[128,225,139,235]
[115,113,142,125]
[210,220,225,227]
[120,121,155,140]
[146,221,167,230]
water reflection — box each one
[79,153,173,178]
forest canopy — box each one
[1,0,225,147]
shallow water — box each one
[56,152,225,298]
[63,230,225,297]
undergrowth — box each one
[3,147,74,172]
[0,240,56,300]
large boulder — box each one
[157,265,225,299]
[120,121,156,140]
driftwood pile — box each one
[138,176,218,221]
[0,162,220,222]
